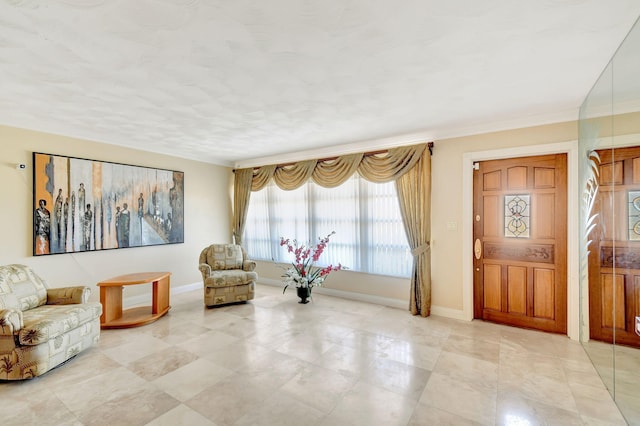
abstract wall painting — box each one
[33,152,184,256]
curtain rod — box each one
[235,142,434,172]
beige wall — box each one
[0,125,233,302]
[0,120,585,315]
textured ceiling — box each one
[1,0,639,167]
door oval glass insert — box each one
[505,194,530,238]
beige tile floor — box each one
[0,284,630,425]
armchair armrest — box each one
[243,260,256,271]
[199,263,212,278]
[46,286,91,305]
[0,309,23,335]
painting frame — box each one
[33,152,184,256]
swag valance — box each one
[246,143,427,191]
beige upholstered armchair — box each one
[198,244,257,307]
[0,264,101,380]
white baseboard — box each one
[173,281,204,294]
[122,279,468,323]
[258,278,466,321]
[430,305,468,321]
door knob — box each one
[474,239,482,260]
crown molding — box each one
[234,107,580,169]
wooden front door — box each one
[473,154,567,333]
[589,146,640,347]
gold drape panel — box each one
[234,141,431,316]
[396,150,431,317]
[232,168,253,246]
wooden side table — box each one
[97,271,171,329]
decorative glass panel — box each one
[628,191,640,240]
[505,195,530,238]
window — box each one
[243,173,411,277]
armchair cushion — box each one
[20,303,102,345]
[204,270,259,288]
[201,244,244,270]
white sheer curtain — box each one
[243,173,411,277]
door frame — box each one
[462,141,579,340]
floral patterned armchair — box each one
[198,244,257,307]
[0,264,101,379]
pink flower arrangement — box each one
[279,231,344,293]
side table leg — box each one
[101,285,124,324]
[152,275,170,315]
